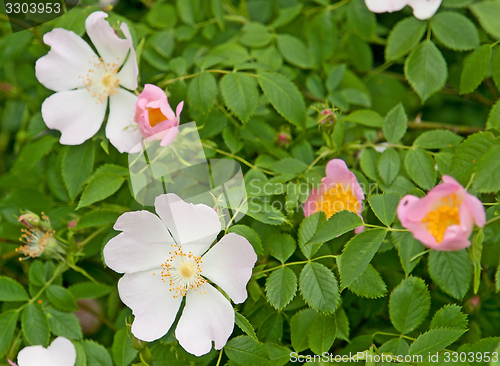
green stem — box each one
[486,215,500,226]
[364,223,408,232]
[253,255,338,276]
[215,349,224,366]
[305,149,333,173]
[79,226,109,247]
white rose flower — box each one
[35,11,142,153]
[17,337,76,366]
[103,193,258,356]
[365,0,442,19]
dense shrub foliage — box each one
[2,0,500,365]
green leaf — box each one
[337,229,387,288]
[298,211,326,259]
[389,277,430,334]
[344,109,384,128]
[413,129,463,149]
[386,17,427,61]
[430,304,468,330]
[272,158,309,176]
[487,99,500,130]
[246,198,287,225]
[368,193,400,226]
[146,3,177,28]
[257,71,306,129]
[326,64,346,93]
[307,9,336,63]
[450,131,498,186]
[77,173,125,209]
[225,336,270,366]
[470,229,484,294]
[0,276,29,301]
[408,328,466,355]
[349,264,387,299]
[211,0,224,30]
[272,3,303,28]
[227,225,264,256]
[383,103,407,143]
[379,338,409,358]
[11,135,55,175]
[290,308,319,352]
[473,145,500,193]
[176,0,194,24]
[62,141,95,202]
[0,310,19,357]
[220,72,259,123]
[240,23,274,48]
[360,148,379,181]
[308,210,363,245]
[112,327,139,366]
[46,285,78,311]
[428,250,473,300]
[277,34,314,69]
[300,262,339,314]
[347,0,376,40]
[430,12,479,51]
[405,40,447,102]
[393,231,425,276]
[378,148,400,186]
[45,307,83,340]
[308,314,337,355]
[187,72,217,114]
[266,267,298,310]
[75,210,120,230]
[470,1,500,40]
[68,282,112,300]
[29,261,45,287]
[460,44,491,94]
[266,343,289,366]
[267,233,296,263]
[22,303,50,346]
[404,149,436,190]
[82,340,113,366]
[235,311,257,342]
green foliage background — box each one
[2,0,500,365]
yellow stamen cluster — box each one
[79,56,121,104]
[155,244,207,298]
[422,194,461,243]
[317,183,359,219]
[147,107,168,127]
[17,212,56,260]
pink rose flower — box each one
[303,159,365,233]
[397,175,485,251]
[134,84,184,147]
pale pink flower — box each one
[103,193,257,356]
[365,0,442,20]
[17,337,76,366]
[134,84,184,146]
[35,11,141,153]
[303,159,365,233]
[397,175,485,251]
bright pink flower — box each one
[134,84,184,147]
[303,159,365,233]
[397,175,485,251]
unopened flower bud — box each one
[277,132,291,147]
[320,109,337,125]
[18,211,41,228]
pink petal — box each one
[159,127,179,147]
[176,101,184,120]
[200,233,257,304]
[41,89,107,145]
[175,284,234,356]
[118,270,182,341]
[465,194,486,227]
[116,21,138,90]
[35,28,96,92]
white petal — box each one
[85,11,132,66]
[106,89,142,153]
[103,211,174,273]
[154,194,221,257]
[365,0,407,12]
[41,89,107,145]
[118,270,182,341]
[48,337,76,366]
[116,22,138,90]
[35,28,97,92]
[408,0,441,19]
[201,233,257,304]
[175,284,234,356]
[17,346,51,366]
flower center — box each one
[422,194,461,243]
[157,244,207,298]
[17,227,55,259]
[317,183,360,219]
[147,107,168,127]
[80,57,120,104]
